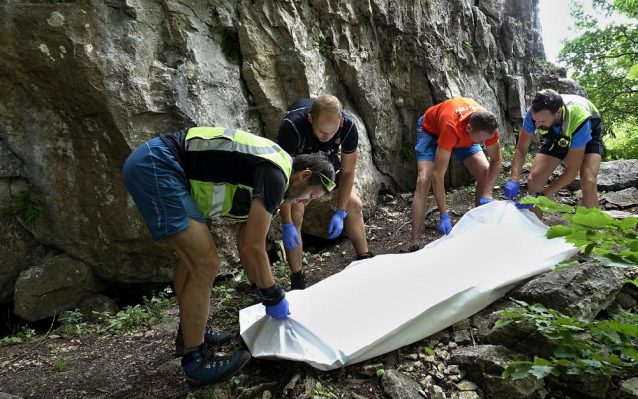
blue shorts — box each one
[415,132,482,164]
[122,137,205,241]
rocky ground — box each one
[1,167,637,399]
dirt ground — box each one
[0,182,635,399]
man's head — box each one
[307,94,344,143]
[285,153,337,205]
[466,111,498,145]
[530,89,564,131]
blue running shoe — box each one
[181,344,251,384]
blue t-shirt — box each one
[522,108,591,149]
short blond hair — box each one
[310,94,342,122]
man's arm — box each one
[511,129,534,182]
[240,198,276,289]
[542,147,585,197]
[432,147,452,214]
[336,151,357,210]
[280,203,293,224]
[481,140,503,197]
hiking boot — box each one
[175,324,234,357]
[181,343,251,385]
[355,252,375,261]
[290,270,307,290]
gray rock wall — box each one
[0,0,579,316]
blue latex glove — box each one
[328,209,348,239]
[504,181,521,200]
[282,223,300,250]
[265,297,290,319]
[439,213,452,235]
[479,197,493,206]
[516,195,537,210]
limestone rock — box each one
[14,255,105,321]
[511,261,625,319]
[381,369,422,399]
[598,160,638,191]
[0,213,43,302]
[547,373,611,399]
[450,345,545,399]
[621,377,638,398]
[603,187,638,208]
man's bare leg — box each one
[410,160,435,247]
[164,218,220,349]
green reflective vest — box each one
[185,127,292,221]
[538,95,601,148]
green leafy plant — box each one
[10,190,44,223]
[399,140,414,164]
[61,287,174,336]
[559,1,637,136]
[499,299,638,379]
[60,309,88,336]
[311,381,339,398]
[319,36,332,55]
[520,196,638,268]
[54,359,70,373]
[603,120,638,161]
[0,326,36,348]
[462,41,473,53]
[496,196,638,379]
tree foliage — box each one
[558,0,637,134]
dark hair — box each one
[291,152,336,187]
[468,111,498,133]
[531,89,563,114]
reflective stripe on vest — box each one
[185,127,292,220]
[538,95,600,148]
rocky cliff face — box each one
[0,0,579,319]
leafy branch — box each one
[499,300,638,379]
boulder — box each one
[381,369,422,399]
[602,187,638,208]
[621,377,638,399]
[510,261,625,319]
[14,254,105,321]
[598,160,638,191]
[450,345,545,399]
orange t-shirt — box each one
[420,98,499,152]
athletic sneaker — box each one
[175,324,234,357]
[181,343,251,384]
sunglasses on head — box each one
[307,169,336,192]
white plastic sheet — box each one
[239,201,578,370]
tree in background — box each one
[559,0,637,160]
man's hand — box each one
[328,209,348,239]
[256,283,290,319]
[479,198,493,206]
[282,223,300,250]
[265,298,290,319]
[439,213,452,235]
[504,181,521,200]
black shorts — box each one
[538,123,604,160]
